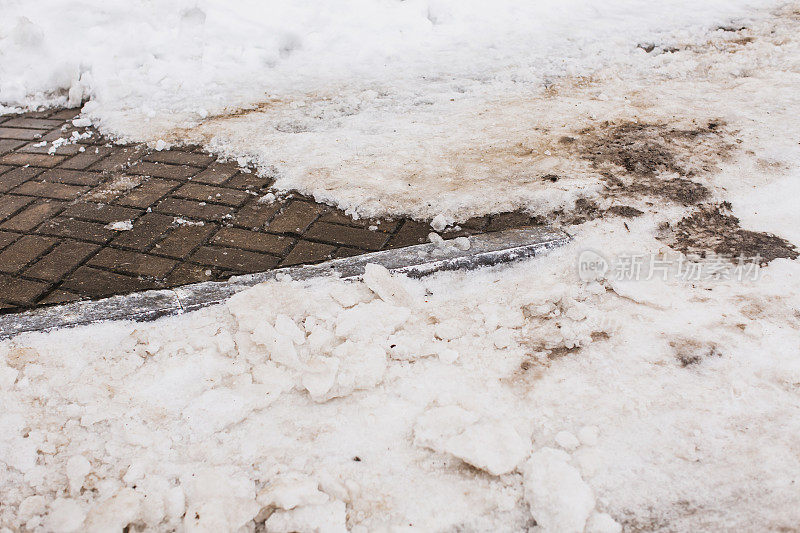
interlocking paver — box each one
[153,224,216,259]
[88,248,176,278]
[1,200,65,232]
[0,108,538,312]
[0,235,57,273]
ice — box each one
[522,448,595,532]
[414,406,530,476]
[104,220,133,231]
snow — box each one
[0,0,783,220]
[2,1,800,531]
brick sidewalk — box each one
[0,108,539,312]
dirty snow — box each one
[0,0,791,220]
[2,1,800,531]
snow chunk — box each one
[431,214,450,232]
[82,489,141,533]
[363,263,414,307]
[414,406,529,476]
[104,220,133,231]
[522,448,595,533]
[555,430,581,451]
[44,499,86,533]
[265,500,347,533]
[66,455,91,495]
[586,512,622,533]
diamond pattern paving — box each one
[0,108,540,312]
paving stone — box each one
[88,248,177,278]
[145,150,215,167]
[1,200,66,232]
[61,266,159,297]
[280,240,336,266]
[0,153,65,168]
[24,241,99,282]
[304,221,390,251]
[0,230,19,250]
[37,218,116,244]
[59,146,114,170]
[155,197,235,221]
[12,180,87,200]
[116,177,178,208]
[266,201,325,234]
[2,118,64,130]
[191,162,240,184]
[0,194,34,222]
[130,161,199,180]
[0,108,539,312]
[37,289,83,305]
[487,211,535,232]
[232,200,281,229]
[211,227,293,255]
[0,167,43,193]
[191,245,281,272]
[0,139,26,156]
[88,146,146,172]
[61,202,142,224]
[0,235,57,273]
[111,212,174,250]
[0,274,50,305]
[174,183,250,206]
[152,224,216,259]
[385,219,433,249]
[0,127,45,140]
[38,168,106,186]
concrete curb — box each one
[0,226,569,339]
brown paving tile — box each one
[0,274,50,305]
[155,197,234,221]
[232,200,281,229]
[211,227,293,255]
[60,202,142,224]
[152,224,215,259]
[59,146,114,170]
[280,240,336,266]
[266,201,325,234]
[39,168,106,186]
[0,200,66,232]
[0,194,34,222]
[37,289,83,306]
[0,107,539,313]
[0,139,26,156]
[24,241,99,282]
[191,245,280,272]
[0,230,19,250]
[88,248,176,278]
[0,166,43,193]
[110,212,174,250]
[2,118,64,130]
[145,150,215,167]
[304,221,390,251]
[385,219,432,248]
[61,266,159,297]
[12,180,87,200]
[192,162,240,184]
[0,235,58,273]
[116,177,178,208]
[37,218,116,244]
[88,146,146,172]
[0,127,45,140]
[129,161,199,180]
[174,183,250,206]
[0,153,65,168]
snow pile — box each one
[0,0,783,219]
[2,219,800,531]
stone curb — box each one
[0,226,570,339]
